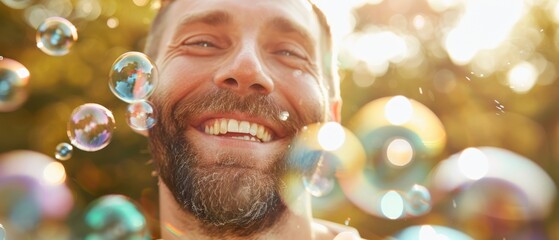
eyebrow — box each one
[176,10,231,27]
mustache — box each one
[167,88,312,137]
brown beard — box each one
[148,88,321,238]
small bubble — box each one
[106,17,119,29]
[126,100,157,131]
[67,103,116,152]
[279,111,290,121]
[109,52,158,103]
[404,184,431,216]
[55,142,73,161]
[36,17,78,56]
[344,217,351,226]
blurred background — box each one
[1,0,558,239]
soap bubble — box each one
[0,223,4,240]
[109,52,158,103]
[84,195,150,240]
[126,100,157,131]
[36,17,78,56]
[279,111,290,121]
[67,103,115,152]
[54,142,73,161]
[0,58,30,112]
[303,155,335,197]
[0,0,34,9]
[404,184,431,216]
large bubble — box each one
[109,52,158,103]
[340,95,446,219]
[0,150,73,239]
[390,225,474,240]
[83,195,150,240]
[429,147,556,221]
[0,58,30,112]
[67,103,116,152]
[36,17,78,56]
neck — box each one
[158,178,333,240]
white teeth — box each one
[228,119,239,132]
[204,118,273,142]
[250,123,258,136]
[239,121,250,133]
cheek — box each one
[278,70,325,118]
[154,57,213,102]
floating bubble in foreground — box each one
[67,103,115,152]
[303,155,335,197]
[109,52,158,103]
[430,147,557,220]
[0,223,4,240]
[0,0,34,9]
[84,195,149,240]
[341,96,446,219]
[0,151,73,238]
[392,225,473,240]
[404,184,431,216]
[36,17,78,56]
[0,58,30,112]
[54,142,73,161]
[126,100,157,131]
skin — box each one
[148,0,344,239]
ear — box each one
[329,98,342,123]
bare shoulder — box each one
[312,218,361,240]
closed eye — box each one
[275,49,306,60]
[185,40,217,48]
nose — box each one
[213,43,274,96]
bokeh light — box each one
[380,190,405,220]
[35,17,78,56]
[67,103,116,152]
[0,58,30,112]
[109,52,158,103]
[83,194,150,239]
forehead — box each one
[162,0,320,39]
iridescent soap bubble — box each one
[279,111,290,121]
[404,184,431,216]
[36,17,78,56]
[84,195,149,240]
[0,223,5,240]
[67,103,115,152]
[126,100,157,131]
[54,142,73,161]
[0,0,34,9]
[109,52,158,103]
[0,58,30,112]
[303,155,335,197]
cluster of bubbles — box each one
[109,51,159,135]
[83,195,150,239]
[288,95,443,219]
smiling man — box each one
[145,0,357,239]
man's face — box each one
[148,0,328,237]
